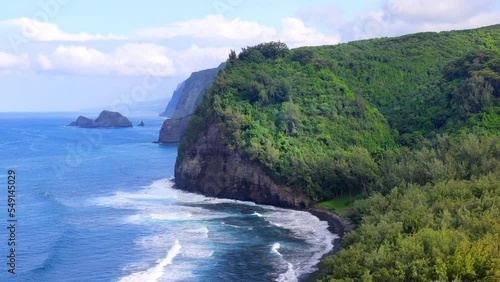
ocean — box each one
[0,113,336,282]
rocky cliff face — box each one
[157,116,191,143]
[170,65,223,119]
[68,110,132,128]
[157,64,224,143]
[175,124,311,208]
[159,81,185,117]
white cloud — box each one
[0,52,31,74]
[37,44,174,76]
[279,18,340,47]
[0,15,341,77]
[343,0,500,41]
[1,18,126,42]
[138,15,275,41]
[172,45,231,75]
[388,0,496,22]
[138,15,339,47]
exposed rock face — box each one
[69,116,94,127]
[161,64,223,119]
[170,65,222,119]
[94,110,132,127]
[138,121,145,127]
[68,111,132,128]
[175,124,311,208]
[157,64,224,143]
[159,81,185,117]
[157,116,191,143]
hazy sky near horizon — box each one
[1,0,499,112]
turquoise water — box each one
[0,113,336,282]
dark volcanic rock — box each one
[94,110,132,128]
[157,64,224,143]
[69,116,95,127]
[68,111,132,128]
[138,121,145,127]
[157,116,191,143]
[175,124,311,208]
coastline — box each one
[302,208,354,282]
[171,180,353,281]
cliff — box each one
[157,116,191,143]
[160,64,224,119]
[175,123,311,208]
[157,64,224,143]
[159,81,185,117]
[68,110,132,128]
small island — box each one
[69,110,133,128]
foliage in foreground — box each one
[319,134,500,281]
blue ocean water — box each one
[0,113,336,282]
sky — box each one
[1,0,499,112]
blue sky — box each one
[1,0,499,112]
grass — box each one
[317,195,357,214]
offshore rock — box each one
[68,111,132,128]
[69,116,94,127]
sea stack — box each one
[68,110,133,128]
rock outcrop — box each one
[157,116,191,143]
[68,110,132,128]
[138,121,145,127]
[175,123,311,208]
[69,116,94,127]
[157,64,224,143]
[94,111,133,127]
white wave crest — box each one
[271,243,282,257]
[118,240,181,282]
[277,262,298,282]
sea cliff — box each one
[175,123,311,208]
[157,64,224,143]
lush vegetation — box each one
[177,25,500,281]
[318,196,357,215]
[319,134,500,281]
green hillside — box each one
[178,25,500,281]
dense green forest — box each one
[178,25,500,281]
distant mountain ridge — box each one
[157,64,224,143]
[159,64,224,119]
[159,81,185,117]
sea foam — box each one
[118,240,181,282]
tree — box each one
[278,102,300,135]
[451,75,493,118]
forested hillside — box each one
[177,25,500,281]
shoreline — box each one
[301,208,354,281]
[170,180,354,281]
